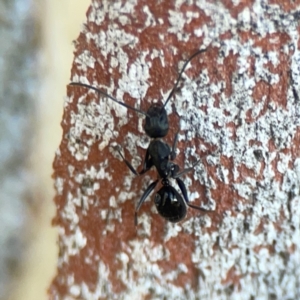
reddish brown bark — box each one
[50,1,300,299]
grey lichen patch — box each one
[64,227,87,257]
[89,24,138,57]
[75,50,96,71]
[164,222,183,242]
[57,226,86,266]
[80,261,113,299]
[69,41,150,160]
[119,53,150,99]
[143,5,157,27]
[68,91,115,153]
[168,10,187,39]
[62,192,80,228]
[55,177,64,195]
[58,159,116,262]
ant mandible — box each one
[70,48,213,225]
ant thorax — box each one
[147,139,171,178]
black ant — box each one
[70,49,213,225]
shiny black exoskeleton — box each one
[70,49,212,225]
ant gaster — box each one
[70,49,212,225]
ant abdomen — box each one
[155,185,187,223]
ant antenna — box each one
[69,82,149,117]
[70,48,206,116]
[163,48,207,109]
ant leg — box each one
[117,147,139,175]
[175,178,212,212]
[135,180,159,226]
[138,149,154,175]
[170,132,179,160]
[173,159,200,179]
[174,151,219,178]
[110,129,140,175]
[117,146,154,176]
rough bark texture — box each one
[50,1,300,299]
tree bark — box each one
[50,1,300,299]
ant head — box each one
[144,103,169,138]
